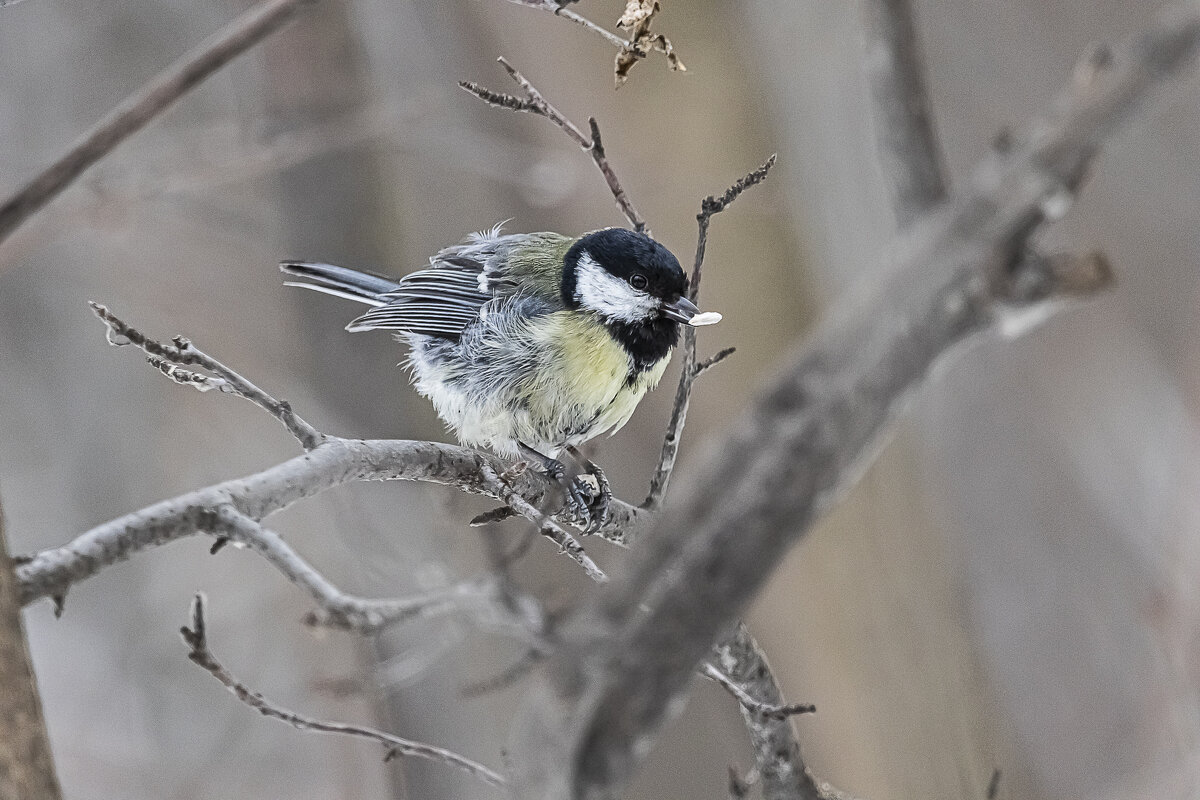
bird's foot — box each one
[518,443,591,527]
[567,447,611,535]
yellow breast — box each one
[526,311,669,440]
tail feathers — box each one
[280,261,401,307]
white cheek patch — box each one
[574,252,659,323]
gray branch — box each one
[861,0,950,224]
[461,58,647,232]
[505,8,1200,797]
[0,0,315,251]
[709,625,833,800]
[16,434,647,607]
[180,594,506,787]
[642,157,775,510]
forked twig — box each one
[642,155,776,510]
[90,302,324,450]
[461,58,646,231]
[701,662,816,722]
[180,594,505,787]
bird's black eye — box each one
[630,273,648,290]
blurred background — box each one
[1,0,1198,798]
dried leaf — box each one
[612,1,685,87]
[617,0,658,30]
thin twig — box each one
[90,302,324,450]
[205,505,539,640]
[504,0,631,51]
[861,0,949,225]
[479,465,607,583]
[0,0,315,250]
[642,156,776,510]
[180,594,505,787]
[461,58,646,231]
[701,662,816,722]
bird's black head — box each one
[562,228,716,373]
[561,228,688,321]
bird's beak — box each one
[662,296,723,326]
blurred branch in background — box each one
[507,6,1200,796]
[0,498,61,800]
[860,0,948,225]
[0,0,315,252]
[179,594,506,788]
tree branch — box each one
[642,156,775,510]
[480,464,608,583]
[708,625,828,800]
[461,58,646,231]
[0,0,315,251]
[0,498,62,800]
[15,433,647,608]
[180,594,506,787]
[507,7,1200,796]
[90,302,324,450]
[861,0,949,224]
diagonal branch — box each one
[480,464,608,583]
[0,0,315,252]
[208,504,542,641]
[861,0,949,224]
[708,625,833,800]
[642,156,776,510]
[180,594,506,787]
[461,58,646,231]
[505,7,1200,796]
[90,303,324,450]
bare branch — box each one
[502,0,683,87]
[480,464,607,583]
[0,0,315,251]
[861,0,949,224]
[461,59,646,231]
[91,302,324,450]
[206,504,542,641]
[504,0,631,52]
[642,156,776,510]
[709,625,827,800]
[507,6,1200,795]
[16,433,647,607]
[180,594,505,787]
[701,663,815,724]
[0,499,62,800]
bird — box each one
[280,224,721,531]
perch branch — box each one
[642,156,776,510]
[180,594,505,787]
[16,433,646,608]
[480,464,607,583]
[461,58,646,231]
[0,0,315,251]
[91,302,323,450]
[861,0,949,224]
[507,7,1200,797]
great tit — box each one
[280,225,721,529]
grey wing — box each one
[346,227,516,338]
